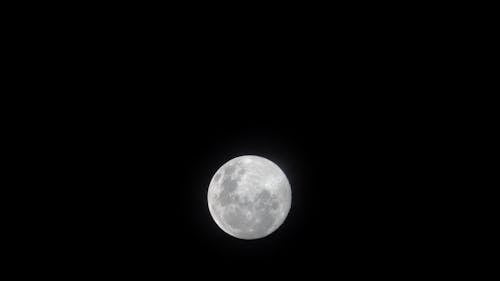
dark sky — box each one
[8,1,472,276]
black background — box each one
[19,9,453,278]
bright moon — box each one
[207,155,292,240]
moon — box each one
[207,155,292,240]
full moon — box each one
[207,155,292,240]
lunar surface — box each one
[207,155,291,240]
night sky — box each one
[9,2,468,277]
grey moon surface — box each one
[207,155,292,240]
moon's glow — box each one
[207,155,291,240]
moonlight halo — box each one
[207,155,292,240]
